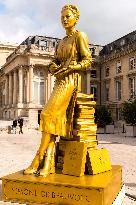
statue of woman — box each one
[24,4,92,177]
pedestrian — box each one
[18,118,23,134]
[12,119,17,134]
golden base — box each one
[2,165,122,205]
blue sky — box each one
[0,0,136,45]
[0,2,6,13]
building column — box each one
[27,69,29,103]
[8,72,13,105]
[18,67,23,104]
[3,83,5,106]
[47,73,51,100]
[13,70,17,105]
[29,65,34,103]
[87,70,91,94]
[51,75,55,93]
[0,87,1,106]
[44,71,48,103]
[5,75,8,105]
[1,83,4,106]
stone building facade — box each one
[2,30,135,126]
[0,36,59,127]
[0,42,18,116]
[0,35,101,127]
[0,42,18,68]
[99,30,136,121]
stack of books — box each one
[73,92,98,149]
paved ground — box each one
[98,132,136,205]
[0,120,12,129]
[0,125,135,204]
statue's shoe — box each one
[39,168,50,177]
[23,166,37,175]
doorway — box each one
[38,110,42,125]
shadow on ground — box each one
[99,141,122,145]
[97,133,136,146]
[125,182,136,188]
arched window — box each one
[33,70,45,105]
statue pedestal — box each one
[2,165,122,205]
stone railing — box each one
[6,45,27,63]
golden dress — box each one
[40,30,92,137]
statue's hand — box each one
[49,62,60,75]
[68,63,82,71]
[54,67,67,79]
[54,63,83,79]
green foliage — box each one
[122,99,136,125]
[95,106,113,127]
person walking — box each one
[18,118,24,134]
[12,119,17,134]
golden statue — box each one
[24,4,92,177]
[3,5,122,205]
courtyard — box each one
[0,126,135,204]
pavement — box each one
[98,132,136,205]
[0,120,12,129]
[0,124,135,204]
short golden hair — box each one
[61,5,80,20]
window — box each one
[110,45,113,51]
[40,82,44,104]
[129,78,135,98]
[105,67,109,77]
[33,71,45,105]
[53,42,56,47]
[33,81,38,103]
[116,61,121,74]
[133,34,136,41]
[0,86,2,106]
[91,70,97,78]
[129,57,135,70]
[120,39,125,46]
[116,108,123,120]
[91,47,96,57]
[105,82,109,101]
[39,40,48,48]
[91,85,97,101]
[116,81,121,101]
[5,111,7,119]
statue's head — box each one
[61,5,80,29]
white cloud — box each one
[0,0,136,45]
